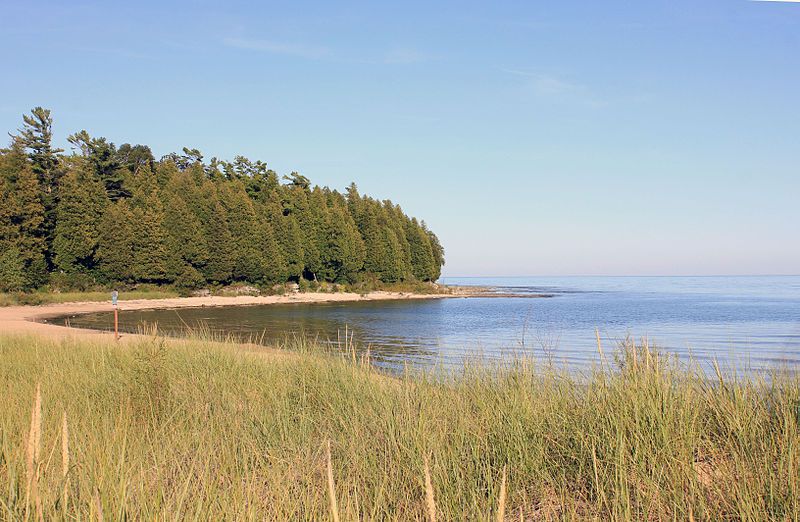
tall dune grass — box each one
[0,333,797,520]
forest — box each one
[0,108,444,292]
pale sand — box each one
[0,291,446,342]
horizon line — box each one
[440,273,800,278]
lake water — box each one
[47,276,800,374]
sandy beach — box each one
[0,291,447,341]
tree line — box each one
[0,107,444,292]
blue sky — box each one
[2,1,798,276]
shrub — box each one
[48,271,98,292]
[174,265,206,296]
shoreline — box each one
[0,286,554,342]
[0,291,451,341]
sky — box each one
[1,1,798,277]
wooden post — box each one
[114,307,119,341]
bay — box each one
[47,276,800,374]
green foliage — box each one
[0,107,444,290]
[0,143,48,287]
[116,143,154,174]
[274,211,305,282]
[47,271,99,292]
[174,265,206,295]
[96,200,136,282]
[356,204,388,276]
[256,215,287,283]
[379,228,406,282]
[219,183,265,282]
[0,288,180,306]
[320,202,366,282]
[10,107,62,185]
[407,217,437,281]
[52,164,106,274]
[0,249,26,292]
[68,130,131,200]
[162,192,208,279]
[202,201,235,283]
[426,224,445,280]
[130,166,170,282]
[10,107,64,268]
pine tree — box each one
[425,223,444,281]
[345,182,361,218]
[162,193,208,280]
[96,201,136,283]
[10,108,64,267]
[129,165,169,282]
[194,179,219,223]
[407,218,437,281]
[256,213,287,283]
[359,202,388,277]
[202,201,235,283]
[52,163,106,274]
[156,160,181,190]
[131,202,169,283]
[220,183,264,282]
[384,201,413,279]
[0,166,17,250]
[281,182,322,280]
[0,144,48,287]
[0,248,26,292]
[321,202,366,283]
[116,143,154,175]
[68,130,130,200]
[380,228,406,283]
[265,199,303,281]
[11,107,62,189]
[12,159,48,286]
[303,187,329,280]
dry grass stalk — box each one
[424,457,437,522]
[497,465,507,522]
[595,328,605,364]
[325,440,340,522]
[24,383,42,521]
[93,489,104,522]
[62,411,70,512]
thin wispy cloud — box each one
[502,69,580,94]
[223,37,435,66]
[502,68,607,107]
[222,37,331,59]
[534,75,582,96]
[382,47,435,64]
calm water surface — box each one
[48,276,800,373]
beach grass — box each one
[0,333,797,520]
[0,289,181,307]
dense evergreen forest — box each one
[0,108,444,292]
